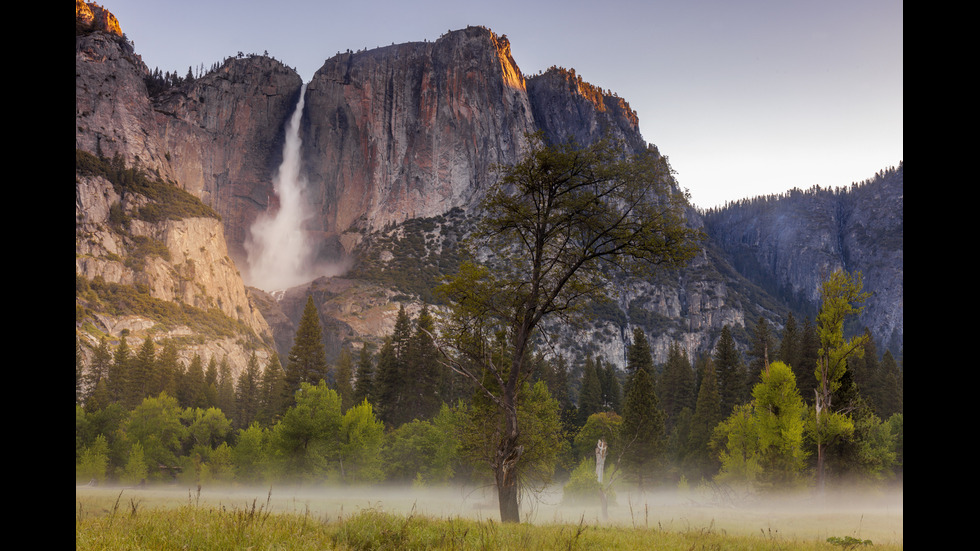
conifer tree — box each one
[127,336,157,409]
[373,336,402,427]
[597,357,622,414]
[285,296,329,395]
[624,327,656,402]
[204,356,220,408]
[334,347,355,412]
[777,312,801,373]
[217,356,237,415]
[577,356,603,426]
[660,342,695,431]
[108,336,132,405]
[84,337,113,406]
[686,356,723,480]
[258,353,288,425]
[179,354,208,409]
[795,318,820,402]
[876,350,902,417]
[352,344,375,406]
[747,316,776,388]
[155,340,182,398]
[405,304,442,421]
[619,366,666,491]
[236,352,261,428]
[713,325,745,415]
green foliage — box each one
[284,296,329,394]
[76,149,220,221]
[338,400,385,483]
[827,536,874,549]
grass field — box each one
[75,483,902,550]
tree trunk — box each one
[494,388,523,523]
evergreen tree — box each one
[76,337,84,405]
[876,350,902,417]
[334,347,355,412]
[352,344,375,406]
[108,336,132,405]
[777,312,801,374]
[619,366,666,491]
[713,325,745,415]
[747,316,776,388]
[155,340,181,398]
[204,356,220,408]
[129,337,158,408]
[179,354,208,409]
[596,357,621,414]
[625,328,655,386]
[577,356,603,426]
[236,352,261,428]
[373,336,403,427]
[216,356,237,415]
[796,318,820,402]
[686,356,723,481]
[660,342,695,431]
[84,337,113,407]
[285,296,329,395]
[258,353,288,425]
[405,304,443,421]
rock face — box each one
[702,164,904,354]
[300,27,536,257]
[76,3,902,371]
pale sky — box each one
[103,0,903,210]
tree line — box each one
[76,274,902,494]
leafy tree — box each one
[383,404,462,485]
[122,441,148,485]
[432,133,700,521]
[714,325,745,415]
[619,365,666,491]
[123,393,186,479]
[337,400,385,483]
[77,434,110,484]
[812,270,870,493]
[269,380,342,480]
[285,296,329,394]
[572,411,623,464]
[232,423,268,482]
[751,361,807,488]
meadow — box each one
[75,483,902,550]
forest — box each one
[75,272,903,500]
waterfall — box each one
[245,83,317,292]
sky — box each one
[103,0,903,210]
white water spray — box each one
[245,83,317,292]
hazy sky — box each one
[103,0,903,210]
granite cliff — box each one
[75,3,902,376]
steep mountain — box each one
[702,165,904,354]
[75,3,902,378]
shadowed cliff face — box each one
[301,26,536,252]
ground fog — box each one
[75,482,902,544]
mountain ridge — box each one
[75,3,902,377]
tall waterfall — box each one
[245,83,318,292]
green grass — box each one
[76,485,902,550]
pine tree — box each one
[258,353,288,425]
[204,356,219,408]
[373,336,402,427]
[596,357,621,414]
[127,336,157,408]
[619,366,666,491]
[777,312,801,373]
[796,318,820,402]
[155,340,181,398]
[108,336,132,405]
[686,356,723,480]
[285,296,329,395]
[216,356,237,416]
[235,352,261,428]
[405,304,442,421]
[747,316,776,388]
[624,327,655,399]
[179,354,207,409]
[577,356,603,426]
[713,325,745,415]
[334,347,355,412]
[353,344,375,406]
[84,337,113,406]
[660,342,695,431]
